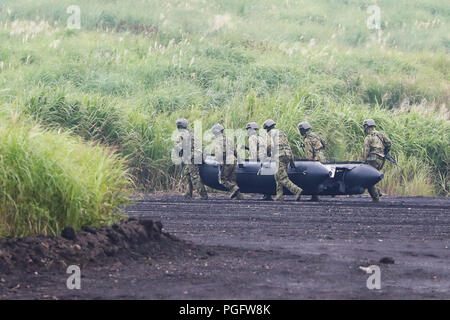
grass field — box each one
[0,0,448,236]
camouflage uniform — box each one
[246,123,271,200]
[304,132,327,162]
[248,132,268,162]
[303,131,326,201]
[363,127,391,202]
[175,129,208,199]
[268,129,302,201]
[207,134,243,199]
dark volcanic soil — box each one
[0,194,449,299]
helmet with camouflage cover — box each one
[263,119,276,131]
[176,118,188,129]
[245,122,259,130]
[211,123,224,136]
[363,119,376,127]
[298,121,311,131]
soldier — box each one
[245,122,268,163]
[298,121,327,201]
[362,119,392,202]
[263,119,302,202]
[298,122,327,162]
[175,118,208,200]
[245,122,272,201]
[207,124,244,200]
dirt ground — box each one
[0,194,449,299]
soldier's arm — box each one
[383,132,392,153]
[191,134,204,164]
[362,136,371,160]
[266,137,272,157]
[174,134,184,157]
[226,136,237,157]
[258,137,268,162]
[247,136,256,159]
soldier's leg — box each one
[183,171,193,198]
[230,164,244,200]
[279,157,302,201]
[190,165,208,200]
[368,186,380,202]
[366,159,383,201]
[221,164,241,198]
[274,161,286,201]
[376,158,385,198]
[279,175,302,201]
[275,159,302,201]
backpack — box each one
[374,132,391,155]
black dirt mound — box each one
[0,218,192,274]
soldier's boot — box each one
[283,180,301,201]
[183,189,193,199]
[234,192,244,200]
[294,190,302,201]
[310,195,319,202]
[184,189,193,198]
[368,186,380,202]
[262,194,273,201]
[197,184,208,200]
[280,176,302,202]
[230,186,240,199]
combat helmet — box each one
[263,119,276,131]
[245,122,259,130]
[176,118,188,129]
[298,121,311,131]
[363,119,376,127]
[211,123,224,136]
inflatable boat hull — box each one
[199,157,383,196]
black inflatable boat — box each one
[199,156,384,196]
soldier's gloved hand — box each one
[178,149,183,157]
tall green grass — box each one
[0,114,131,237]
[0,0,448,197]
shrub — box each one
[0,115,131,237]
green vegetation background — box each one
[0,0,449,235]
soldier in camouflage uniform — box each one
[174,118,208,200]
[263,119,302,202]
[207,124,244,200]
[245,122,272,200]
[362,119,392,202]
[298,121,327,201]
[298,122,327,162]
[246,122,268,163]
